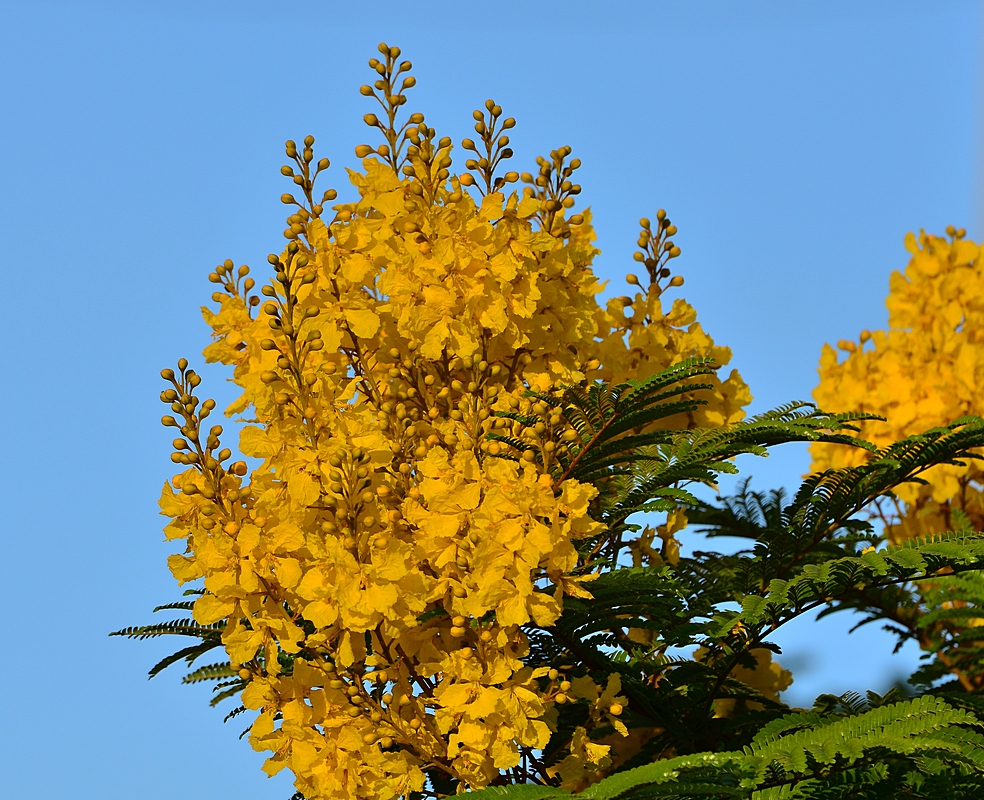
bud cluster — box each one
[459,99,519,196]
[281,135,338,241]
[159,358,248,526]
[355,42,421,172]
[519,146,584,237]
[257,241,327,415]
[630,210,683,295]
[208,259,260,314]
[486,392,586,477]
[402,124,454,208]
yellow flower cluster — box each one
[157,44,750,799]
[810,228,984,540]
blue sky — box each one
[0,1,981,797]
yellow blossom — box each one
[811,229,984,540]
[154,43,750,800]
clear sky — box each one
[0,1,981,797]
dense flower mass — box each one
[810,228,984,540]
[157,44,749,799]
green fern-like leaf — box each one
[182,661,237,684]
[109,618,223,641]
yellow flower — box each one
[156,45,750,799]
[811,229,984,539]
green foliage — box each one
[110,589,243,701]
[463,691,984,798]
[511,366,984,797]
[515,358,882,571]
